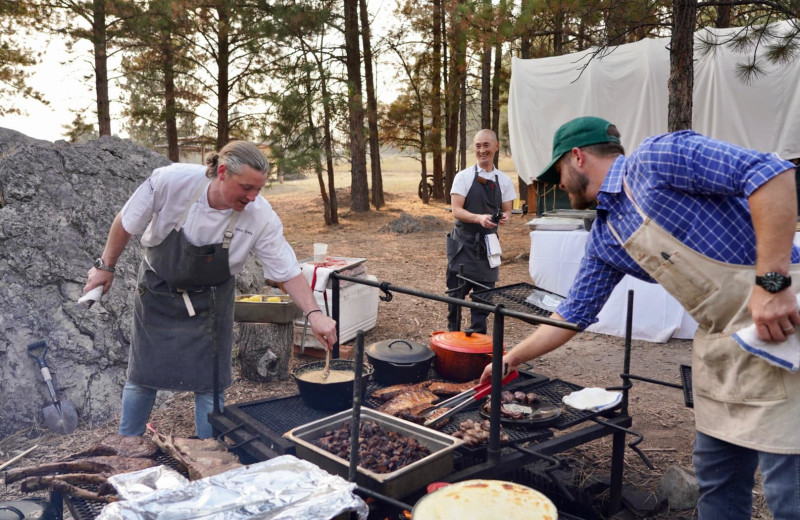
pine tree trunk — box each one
[237,322,293,382]
[344,0,369,212]
[431,0,444,199]
[481,44,491,128]
[359,0,384,209]
[668,0,696,132]
[162,27,179,162]
[216,2,230,149]
[491,40,501,167]
[92,0,111,136]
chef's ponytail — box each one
[206,141,269,178]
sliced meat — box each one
[399,404,451,427]
[427,379,479,396]
[147,423,241,480]
[371,381,432,401]
[67,434,159,460]
[377,389,438,416]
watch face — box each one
[758,272,791,293]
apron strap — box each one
[176,178,212,232]
[607,177,649,246]
[222,211,240,250]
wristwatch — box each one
[755,272,791,293]
[94,257,116,273]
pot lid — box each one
[430,330,499,354]
[366,339,435,363]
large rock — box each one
[0,129,262,437]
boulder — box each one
[0,130,262,437]
[656,465,699,511]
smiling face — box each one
[473,130,499,171]
[217,164,268,211]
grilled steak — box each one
[147,424,241,480]
[67,434,159,460]
[371,381,433,401]
[377,388,438,416]
[427,379,479,396]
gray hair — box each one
[205,141,269,178]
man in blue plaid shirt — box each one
[481,117,799,520]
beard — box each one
[562,163,593,210]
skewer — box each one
[0,444,38,471]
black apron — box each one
[446,166,502,283]
[128,178,239,392]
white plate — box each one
[562,387,622,411]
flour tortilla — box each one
[412,479,557,520]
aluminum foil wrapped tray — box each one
[284,408,464,499]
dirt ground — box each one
[0,168,772,519]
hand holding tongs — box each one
[423,370,519,428]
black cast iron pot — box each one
[292,359,373,411]
[365,339,435,385]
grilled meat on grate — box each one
[370,380,433,401]
[377,388,438,416]
[66,434,159,460]
[427,379,479,396]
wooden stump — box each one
[236,322,293,382]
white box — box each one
[294,274,379,350]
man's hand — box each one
[479,354,517,385]
[477,214,498,229]
[749,286,800,341]
[83,267,114,296]
[309,312,338,350]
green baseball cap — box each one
[537,116,620,185]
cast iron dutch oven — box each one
[292,359,374,411]
[365,339,435,385]
[430,330,504,382]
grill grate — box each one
[237,396,344,437]
[66,452,189,520]
[471,283,564,319]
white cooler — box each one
[293,274,379,351]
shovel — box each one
[27,340,78,435]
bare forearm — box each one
[749,169,797,275]
[505,315,579,367]
[101,213,133,267]
[281,273,322,315]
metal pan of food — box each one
[479,400,562,428]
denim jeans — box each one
[119,381,224,438]
[693,431,800,520]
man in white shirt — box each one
[446,129,517,333]
[83,140,336,438]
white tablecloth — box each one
[529,230,698,342]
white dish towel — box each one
[732,295,800,373]
[485,234,502,268]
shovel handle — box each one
[27,340,49,367]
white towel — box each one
[732,298,800,373]
[562,388,622,412]
[78,286,104,308]
[301,263,333,293]
[485,234,502,268]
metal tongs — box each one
[423,370,519,428]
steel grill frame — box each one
[471,282,565,319]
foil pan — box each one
[96,455,368,520]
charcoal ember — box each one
[313,420,431,474]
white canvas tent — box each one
[509,20,800,184]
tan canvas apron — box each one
[607,180,800,453]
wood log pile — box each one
[2,428,242,503]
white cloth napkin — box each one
[78,286,103,307]
[732,296,800,373]
[562,388,622,412]
[301,263,334,292]
[485,234,502,268]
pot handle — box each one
[387,339,413,350]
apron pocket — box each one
[139,285,209,331]
[693,330,788,403]
[650,249,719,312]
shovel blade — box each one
[43,400,78,435]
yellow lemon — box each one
[266,296,282,303]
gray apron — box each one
[608,179,800,453]
[128,178,240,392]
[446,166,502,283]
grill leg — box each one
[607,429,626,514]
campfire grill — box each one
[60,451,189,520]
[471,282,563,321]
